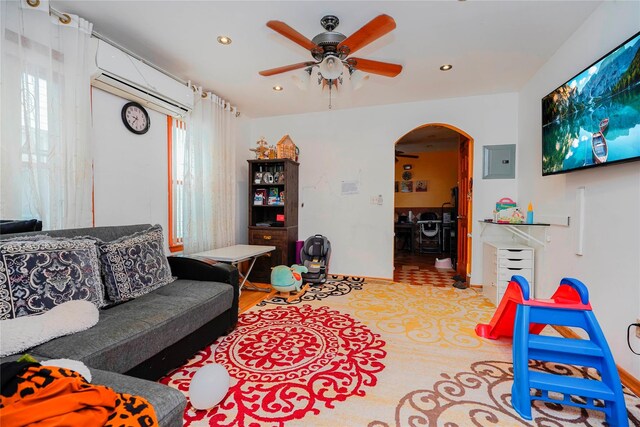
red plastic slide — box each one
[476,275,592,340]
[475,279,540,339]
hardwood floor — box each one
[238,283,276,313]
[394,251,444,271]
[394,250,456,272]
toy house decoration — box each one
[268,145,277,159]
[276,135,298,161]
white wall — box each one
[517,1,640,376]
[249,92,519,281]
[91,88,170,243]
[91,87,253,250]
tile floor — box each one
[393,251,460,287]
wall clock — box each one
[402,170,412,181]
[121,101,150,134]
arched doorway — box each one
[393,123,474,283]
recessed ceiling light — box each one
[217,36,232,45]
[440,64,453,71]
[273,85,283,91]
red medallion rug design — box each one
[161,278,640,426]
[160,304,386,426]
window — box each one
[20,72,51,219]
[168,116,186,252]
[2,14,93,229]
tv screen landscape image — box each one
[542,31,640,176]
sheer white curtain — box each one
[183,89,237,253]
[0,0,93,229]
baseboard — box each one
[553,325,640,397]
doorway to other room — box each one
[393,123,474,287]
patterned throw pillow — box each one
[98,225,175,303]
[0,238,105,320]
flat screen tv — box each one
[542,31,640,176]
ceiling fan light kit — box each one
[319,55,343,80]
[350,70,370,91]
[260,14,402,108]
[291,73,310,91]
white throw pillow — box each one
[0,300,99,357]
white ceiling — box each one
[54,0,602,118]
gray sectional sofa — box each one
[0,224,240,427]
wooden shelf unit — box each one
[247,159,299,283]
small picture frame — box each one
[254,189,267,205]
[401,181,413,193]
[254,172,264,184]
[267,187,280,205]
[262,172,274,184]
[415,180,427,192]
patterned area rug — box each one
[160,272,640,426]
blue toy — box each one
[270,264,309,301]
[504,276,626,426]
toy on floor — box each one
[477,275,626,426]
[270,264,310,302]
[189,363,230,410]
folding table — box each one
[191,244,275,292]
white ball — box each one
[188,363,230,410]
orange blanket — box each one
[0,365,157,427]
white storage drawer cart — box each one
[482,242,534,305]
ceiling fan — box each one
[395,150,419,162]
[259,14,402,81]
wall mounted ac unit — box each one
[90,38,194,117]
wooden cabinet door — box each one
[248,229,286,283]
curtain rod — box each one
[48,4,240,115]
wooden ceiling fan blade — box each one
[259,62,317,76]
[348,58,402,77]
[337,14,396,56]
[395,150,418,159]
[267,20,318,51]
